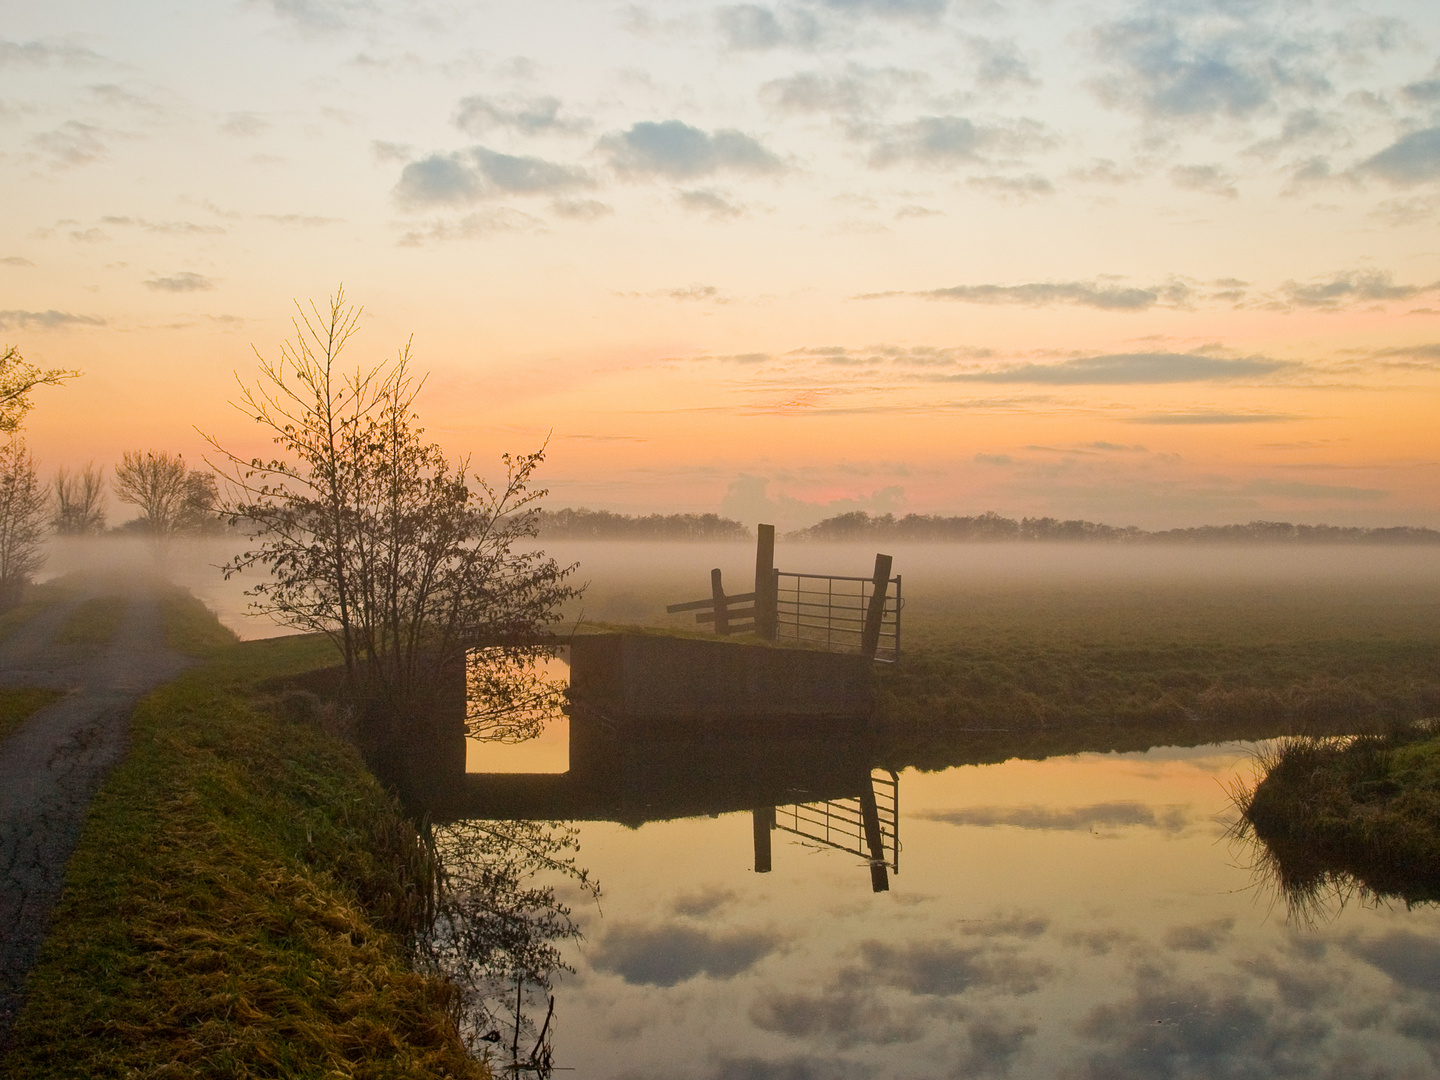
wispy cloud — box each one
[901,279,1191,311]
[1279,270,1435,310]
[143,272,215,292]
[0,37,106,68]
[1127,411,1300,425]
[1358,127,1440,187]
[918,803,1190,833]
[865,115,1054,168]
[30,121,108,167]
[454,94,589,136]
[0,309,105,330]
[938,353,1290,385]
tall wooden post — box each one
[711,568,729,635]
[754,523,776,640]
[860,553,893,660]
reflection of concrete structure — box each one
[420,631,895,889]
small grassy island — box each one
[1238,726,1440,908]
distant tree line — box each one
[785,511,1440,544]
[536,507,751,540]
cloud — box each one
[219,112,269,137]
[961,1018,1036,1078]
[707,1054,874,1080]
[1170,163,1238,198]
[1090,11,1316,123]
[858,939,1051,997]
[918,802,1191,833]
[265,0,370,34]
[678,188,745,218]
[1127,412,1299,425]
[396,207,542,245]
[672,887,736,918]
[257,214,344,227]
[968,173,1054,198]
[454,94,589,136]
[716,5,822,51]
[1359,128,1440,186]
[909,280,1190,310]
[1371,342,1440,366]
[143,272,216,292]
[964,36,1038,89]
[940,352,1289,385]
[0,310,105,330]
[1280,269,1432,309]
[30,121,107,167]
[759,67,923,119]
[600,120,783,179]
[1,257,34,267]
[865,115,1053,168]
[975,453,1013,466]
[0,37,106,68]
[371,140,412,163]
[551,198,612,220]
[394,147,592,206]
[589,923,782,986]
[821,0,946,21]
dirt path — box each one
[0,582,193,1047]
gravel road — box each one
[0,584,193,1048]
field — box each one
[550,541,1440,768]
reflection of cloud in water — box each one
[960,1016,1036,1078]
[1164,917,1235,952]
[1076,971,1331,1080]
[1347,930,1440,994]
[591,923,783,987]
[956,912,1049,938]
[707,1054,875,1080]
[857,939,1051,997]
[672,885,739,918]
[749,983,930,1047]
[917,802,1190,833]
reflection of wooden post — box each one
[711,568,729,636]
[754,524,777,640]
[859,780,889,892]
[860,553,893,660]
[752,807,774,873]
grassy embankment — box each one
[1237,728,1440,907]
[1,587,489,1079]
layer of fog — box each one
[38,536,1440,641]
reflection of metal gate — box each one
[774,770,900,887]
[774,571,902,663]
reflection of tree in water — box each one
[421,818,598,1075]
[466,647,568,744]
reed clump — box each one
[1236,725,1440,908]
[0,594,488,1079]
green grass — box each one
[1,606,487,1079]
[53,596,128,646]
[1238,728,1440,909]
[0,581,72,643]
[158,585,247,657]
[0,686,64,745]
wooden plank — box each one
[712,568,729,635]
[666,590,756,613]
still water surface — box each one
[471,726,1440,1079]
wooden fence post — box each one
[860,553,893,660]
[711,568,729,635]
[754,523,777,639]
[752,807,774,873]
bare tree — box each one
[53,463,107,535]
[113,450,217,536]
[209,288,579,730]
[0,438,48,608]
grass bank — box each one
[0,590,489,1079]
[0,687,64,745]
[1238,728,1440,907]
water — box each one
[467,738,1440,1078]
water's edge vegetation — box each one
[1236,727,1440,911]
[0,591,489,1079]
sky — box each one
[3,0,1440,530]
